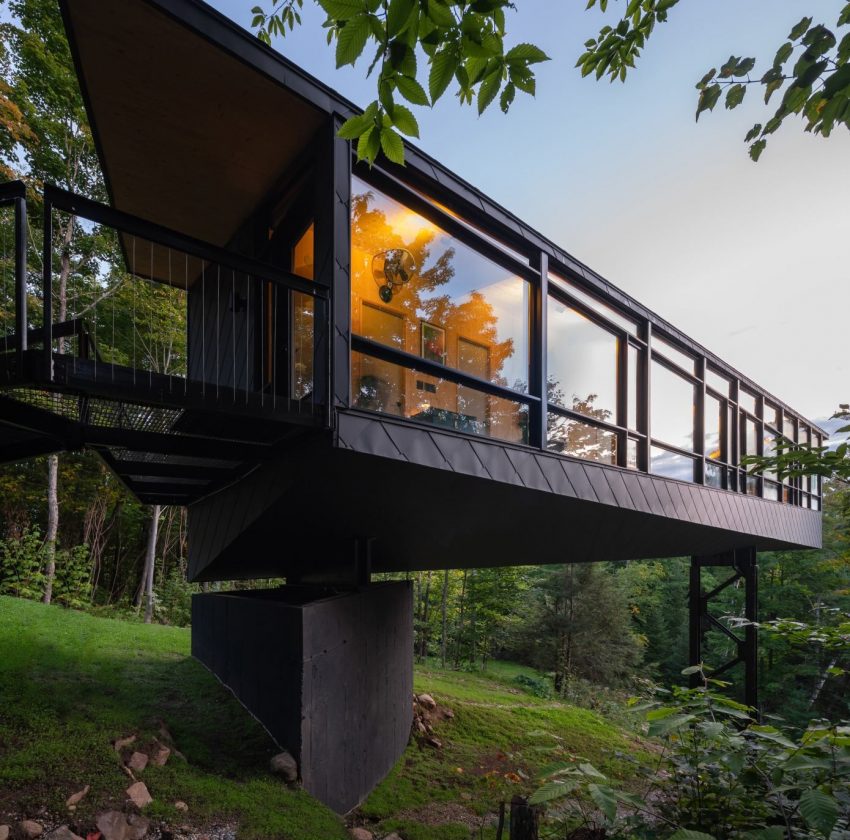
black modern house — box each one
[0,0,825,814]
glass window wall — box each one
[548,300,619,424]
[346,174,820,510]
[351,176,530,390]
[651,361,695,451]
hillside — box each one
[0,597,647,839]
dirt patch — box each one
[395,801,489,829]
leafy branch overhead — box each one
[251,0,850,165]
[580,0,850,161]
[251,0,549,165]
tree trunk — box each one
[440,569,449,668]
[42,454,59,604]
[509,796,539,840]
[453,569,468,669]
[142,504,161,624]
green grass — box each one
[0,596,649,840]
[0,596,347,840]
[356,662,651,839]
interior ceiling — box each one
[64,0,325,261]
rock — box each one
[114,735,136,752]
[97,811,130,840]
[417,693,437,710]
[349,829,373,840]
[149,740,171,767]
[20,821,43,839]
[382,834,403,840]
[66,785,90,807]
[173,801,189,813]
[44,828,84,840]
[126,815,149,840]
[0,826,9,840]
[269,751,298,782]
[443,708,454,719]
[127,752,149,772]
[126,781,153,808]
[426,736,442,749]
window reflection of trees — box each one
[350,184,527,442]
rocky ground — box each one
[0,695,450,840]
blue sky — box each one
[189,2,849,422]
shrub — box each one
[0,526,45,600]
[514,672,554,699]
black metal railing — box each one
[0,181,28,375]
[25,183,332,425]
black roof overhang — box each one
[186,412,822,582]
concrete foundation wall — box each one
[191,582,413,813]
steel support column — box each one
[689,547,758,712]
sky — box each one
[214,0,847,422]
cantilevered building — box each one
[0,0,824,813]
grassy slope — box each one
[0,596,346,840]
[0,597,647,840]
[359,662,650,840]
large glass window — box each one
[627,344,638,430]
[651,361,694,451]
[291,223,315,399]
[705,393,723,461]
[652,334,695,374]
[352,350,527,442]
[651,446,695,482]
[350,177,530,443]
[548,300,619,424]
[351,176,530,390]
[548,273,638,336]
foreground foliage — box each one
[532,664,850,839]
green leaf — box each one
[505,43,550,65]
[696,83,722,120]
[681,664,702,676]
[774,41,794,67]
[648,713,695,736]
[669,832,716,840]
[477,70,502,115]
[379,126,405,164]
[426,0,455,28]
[588,784,618,822]
[395,75,429,106]
[499,81,515,113]
[356,125,381,162]
[725,83,746,109]
[789,16,812,40]
[386,0,415,37]
[335,15,371,67]
[578,762,606,780]
[429,49,458,102]
[528,778,580,805]
[799,788,838,838]
[337,111,375,139]
[318,0,366,20]
[389,103,419,137]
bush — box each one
[514,672,554,699]
[154,566,198,626]
[531,666,850,839]
[53,544,91,608]
[0,527,45,600]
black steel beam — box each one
[689,548,759,713]
[44,184,327,300]
[100,459,238,480]
[82,426,273,460]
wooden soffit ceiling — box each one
[63,0,325,251]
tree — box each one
[251,0,850,163]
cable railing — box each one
[0,181,28,377]
[23,184,332,426]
